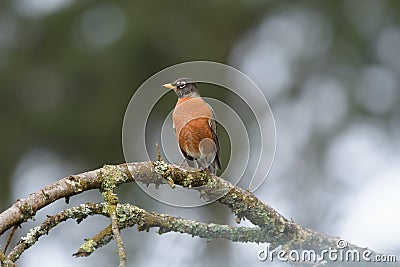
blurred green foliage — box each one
[0,1,269,208]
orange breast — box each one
[172,97,213,158]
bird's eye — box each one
[177,81,186,89]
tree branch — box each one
[100,167,126,267]
[6,202,267,262]
[0,161,397,266]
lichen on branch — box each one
[0,161,397,267]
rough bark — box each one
[0,161,397,267]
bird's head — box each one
[162,78,199,98]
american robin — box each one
[162,78,221,175]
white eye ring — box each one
[177,81,186,88]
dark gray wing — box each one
[208,105,221,170]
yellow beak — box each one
[162,83,175,89]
